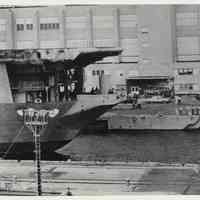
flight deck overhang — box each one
[0,48,122,69]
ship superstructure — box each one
[0,48,122,160]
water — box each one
[3,128,200,164]
[58,129,200,164]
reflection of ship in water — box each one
[0,48,122,160]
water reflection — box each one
[59,129,200,164]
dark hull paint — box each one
[0,141,69,160]
[0,102,114,160]
[104,128,200,132]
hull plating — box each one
[0,102,114,160]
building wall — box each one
[84,63,138,93]
[174,63,200,94]
[84,5,175,92]
[1,5,200,94]
[136,5,174,66]
[174,5,200,95]
[176,5,200,62]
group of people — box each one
[58,83,77,101]
[90,87,100,94]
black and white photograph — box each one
[0,1,199,197]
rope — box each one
[2,125,25,159]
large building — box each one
[0,5,199,97]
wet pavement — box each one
[0,160,200,195]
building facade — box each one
[0,5,199,95]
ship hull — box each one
[100,114,200,130]
[0,141,69,160]
[0,102,114,160]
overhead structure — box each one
[0,48,122,68]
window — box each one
[40,24,43,30]
[189,84,193,90]
[26,24,33,30]
[92,70,104,76]
[17,23,33,31]
[40,23,60,30]
[17,24,24,31]
[92,70,96,76]
[56,23,59,29]
[178,68,193,75]
[48,24,51,29]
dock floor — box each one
[0,160,200,195]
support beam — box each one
[0,63,13,103]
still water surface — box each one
[60,130,200,163]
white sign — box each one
[17,108,59,125]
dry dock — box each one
[0,160,200,195]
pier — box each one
[0,160,200,195]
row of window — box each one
[40,23,60,30]
[17,24,33,31]
[92,70,104,76]
[17,23,60,31]
[179,83,194,90]
[177,68,193,75]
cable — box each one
[2,125,25,159]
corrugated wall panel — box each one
[176,5,199,13]
[40,40,60,49]
[93,12,114,48]
[120,27,137,39]
[176,12,198,26]
[119,6,136,15]
[0,42,7,49]
[176,26,199,37]
[16,31,35,41]
[119,15,137,27]
[65,29,89,40]
[40,17,59,23]
[65,15,89,48]
[177,55,200,61]
[176,5,200,61]
[119,8,138,62]
[16,41,34,49]
[40,31,60,40]
[177,37,199,55]
[0,18,7,46]
[120,39,139,56]
[65,6,91,16]
[93,16,114,28]
[93,28,114,39]
[94,39,114,48]
[0,32,6,41]
[66,40,90,48]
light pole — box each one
[33,125,42,196]
[17,108,59,196]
